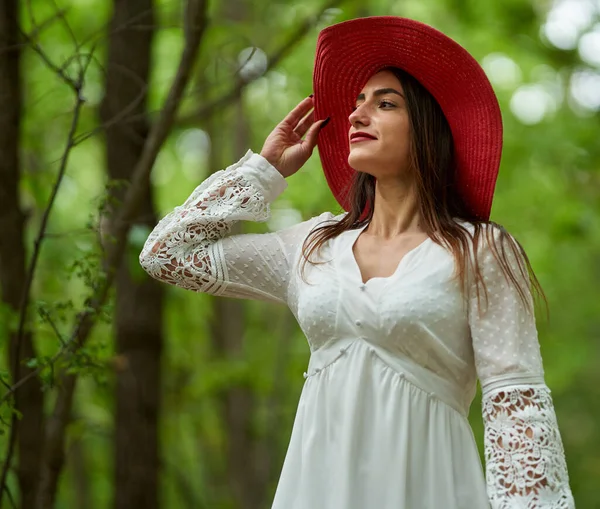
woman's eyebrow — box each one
[356,88,404,101]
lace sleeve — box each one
[468,225,575,509]
[139,149,331,304]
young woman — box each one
[140,16,574,509]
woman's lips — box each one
[350,136,376,144]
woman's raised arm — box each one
[139,96,331,304]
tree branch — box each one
[177,0,343,128]
[71,0,343,146]
[13,88,85,368]
[0,73,86,509]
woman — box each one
[140,16,574,509]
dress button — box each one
[303,372,308,379]
[314,367,321,373]
[360,284,366,291]
[339,346,346,354]
[355,320,362,326]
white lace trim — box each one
[483,384,575,508]
[139,152,274,295]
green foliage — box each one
[1,0,598,507]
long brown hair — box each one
[300,66,547,317]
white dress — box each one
[139,150,575,509]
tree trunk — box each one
[0,1,45,507]
[37,375,76,508]
[99,1,162,508]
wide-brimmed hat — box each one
[312,16,503,221]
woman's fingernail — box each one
[321,116,331,128]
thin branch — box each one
[38,308,67,347]
[0,417,17,508]
[0,86,86,503]
[28,7,70,40]
[3,483,16,509]
[77,5,156,50]
[12,87,85,375]
[72,54,150,146]
[49,0,84,78]
[4,28,94,399]
[24,0,83,79]
[92,1,206,289]
[18,29,78,88]
[24,0,38,41]
[44,228,97,238]
[177,0,343,128]
[0,29,89,501]
[0,346,66,406]
[0,4,158,59]
[71,0,341,145]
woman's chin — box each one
[348,152,377,173]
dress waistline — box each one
[306,337,469,418]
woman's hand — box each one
[260,96,330,178]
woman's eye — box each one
[351,101,394,112]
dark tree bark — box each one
[99,1,163,508]
[0,1,45,507]
[38,378,74,508]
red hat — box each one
[312,16,503,221]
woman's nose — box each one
[348,105,370,126]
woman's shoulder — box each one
[294,210,346,234]
[451,218,524,259]
[272,210,343,244]
[318,210,346,224]
[452,217,513,239]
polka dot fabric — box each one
[140,152,574,509]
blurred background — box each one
[0,0,598,507]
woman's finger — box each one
[281,96,314,130]
[303,118,329,152]
[293,110,315,138]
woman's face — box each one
[347,70,411,180]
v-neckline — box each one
[348,223,432,286]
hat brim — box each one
[312,16,503,221]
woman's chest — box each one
[289,233,469,350]
[352,231,431,284]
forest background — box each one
[0,0,599,507]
